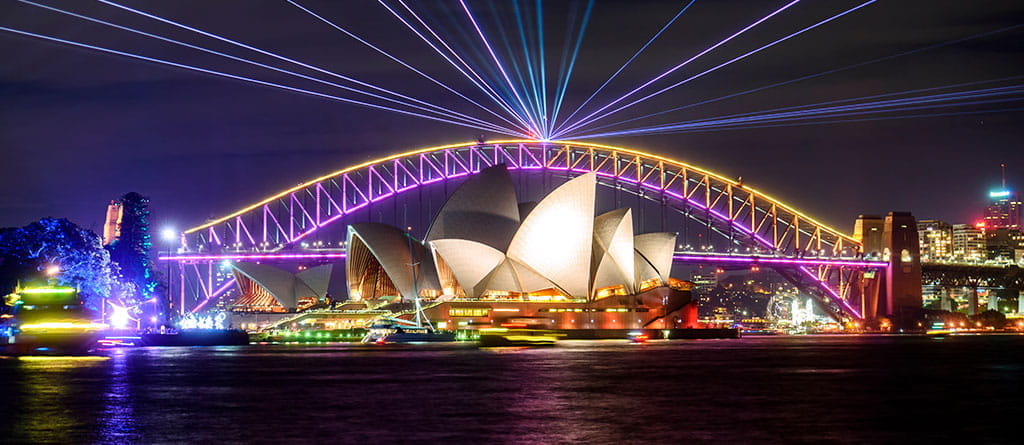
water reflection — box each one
[2,336,1022,443]
[98,349,137,443]
[5,355,109,443]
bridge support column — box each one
[1019,290,1024,315]
[939,287,953,312]
[988,293,999,311]
[882,212,922,319]
[968,288,979,316]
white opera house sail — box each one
[230,164,697,331]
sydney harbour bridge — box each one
[160,139,927,323]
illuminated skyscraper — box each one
[984,165,1022,230]
[916,220,953,262]
[985,190,1022,230]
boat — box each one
[362,317,455,343]
[1,285,106,355]
[361,308,456,344]
[627,331,650,343]
[141,329,250,346]
[478,327,561,347]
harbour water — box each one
[1,335,1021,444]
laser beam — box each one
[555,0,697,134]
[558,0,804,137]
[459,0,543,136]
[0,26,526,136]
[583,23,1024,135]
[20,0,519,135]
[286,0,528,133]
[558,0,877,138]
[97,0,504,135]
[381,0,534,133]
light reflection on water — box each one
[3,355,108,443]
[0,335,1021,443]
[98,349,136,444]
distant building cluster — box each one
[918,184,1024,264]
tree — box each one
[106,192,158,307]
[0,217,118,309]
[971,309,1007,329]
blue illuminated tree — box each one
[107,192,158,306]
[0,217,118,309]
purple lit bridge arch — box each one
[164,140,887,320]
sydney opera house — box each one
[230,165,696,332]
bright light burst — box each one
[1,0,1020,141]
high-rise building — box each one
[102,200,123,246]
[690,271,718,291]
[952,224,986,262]
[984,190,1022,230]
[984,165,1022,230]
[917,220,953,262]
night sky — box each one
[1,0,1021,236]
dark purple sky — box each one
[1,0,1022,236]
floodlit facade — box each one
[917,220,953,262]
[952,224,986,262]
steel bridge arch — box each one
[176,140,874,319]
[182,140,861,256]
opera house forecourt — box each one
[233,165,698,337]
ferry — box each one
[478,327,561,347]
[1,285,106,355]
[361,317,455,343]
[478,319,563,347]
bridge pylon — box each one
[855,212,923,322]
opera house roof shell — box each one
[346,165,678,302]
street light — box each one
[160,227,178,323]
[161,227,178,243]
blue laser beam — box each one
[581,23,1024,136]
[558,0,803,138]
[513,0,545,134]
[548,0,594,138]
[286,0,527,132]
[97,0,508,134]
[558,0,877,138]
[596,105,1024,138]
[21,0,518,135]
[573,86,1024,137]
[554,0,696,135]
[0,25,528,137]
[382,0,534,133]
[610,79,1024,133]
[459,0,543,137]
